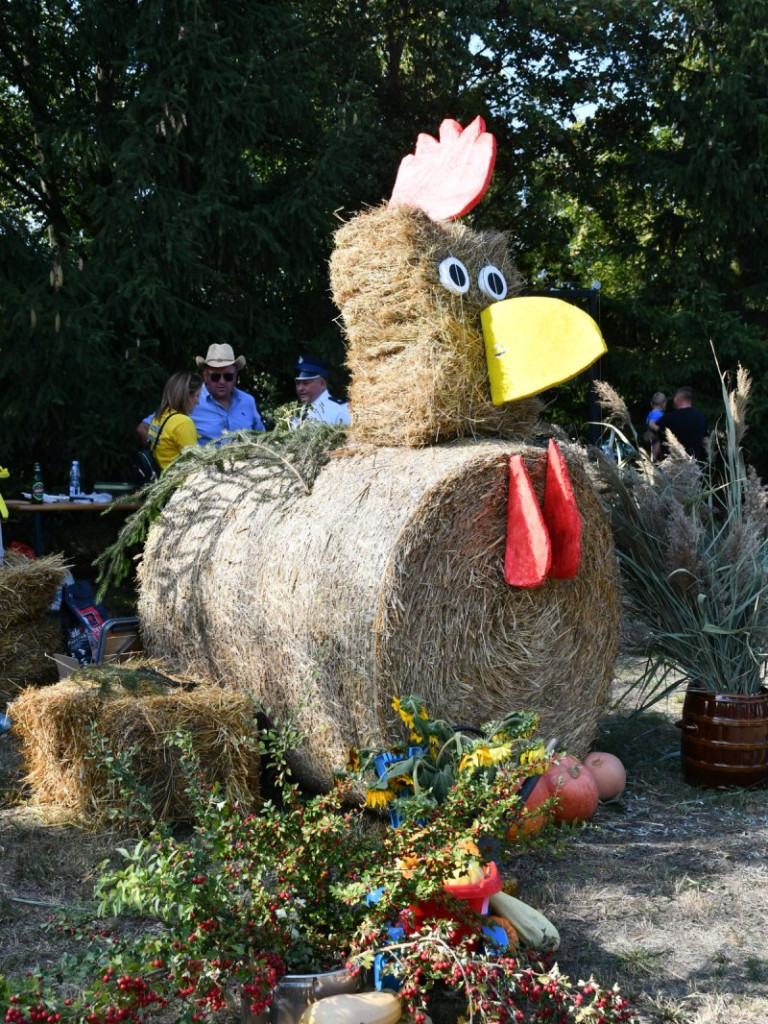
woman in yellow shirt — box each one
[146,372,202,471]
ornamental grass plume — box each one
[593,355,768,705]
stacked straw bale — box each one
[138,439,620,790]
[0,552,69,695]
[9,666,260,824]
[329,205,543,447]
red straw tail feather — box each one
[504,454,551,588]
[542,439,582,578]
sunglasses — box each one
[208,372,235,382]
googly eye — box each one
[438,257,470,295]
[477,265,508,301]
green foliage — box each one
[0,0,370,482]
[522,1,768,469]
[3,0,768,484]
[0,712,638,1024]
[354,695,548,828]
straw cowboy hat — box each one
[195,343,246,371]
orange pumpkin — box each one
[506,776,554,843]
[538,754,599,824]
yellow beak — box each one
[481,296,607,405]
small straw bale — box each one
[0,552,70,628]
[329,204,543,447]
[138,439,620,790]
[0,613,61,698]
[8,667,260,824]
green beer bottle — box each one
[32,462,44,503]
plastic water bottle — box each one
[32,462,44,502]
[69,460,81,499]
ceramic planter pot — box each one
[241,965,362,1024]
[676,689,768,788]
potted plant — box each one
[593,358,768,787]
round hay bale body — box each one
[138,440,620,788]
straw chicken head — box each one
[330,117,605,451]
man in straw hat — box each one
[293,355,351,427]
[193,343,264,442]
[137,343,264,447]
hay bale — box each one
[329,204,543,447]
[0,552,69,628]
[8,667,260,823]
[138,439,620,789]
[0,613,61,698]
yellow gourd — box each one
[488,891,560,950]
[299,990,402,1024]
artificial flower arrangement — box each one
[341,695,559,941]
[337,697,637,1023]
[353,695,549,829]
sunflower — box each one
[365,786,397,809]
[485,742,514,765]
[459,745,495,771]
[346,748,361,772]
[519,742,547,767]
[391,696,415,732]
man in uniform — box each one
[294,356,351,426]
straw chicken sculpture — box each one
[138,118,621,788]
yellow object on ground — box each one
[488,890,560,950]
[482,296,607,404]
[299,990,402,1024]
[0,465,8,519]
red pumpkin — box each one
[583,751,626,801]
[538,754,599,824]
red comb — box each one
[388,116,497,221]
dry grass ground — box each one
[1,658,767,1023]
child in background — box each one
[644,391,666,461]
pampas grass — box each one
[594,354,768,705]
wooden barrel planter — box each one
[677,690,768,788]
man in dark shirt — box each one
[653,386,708,460]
